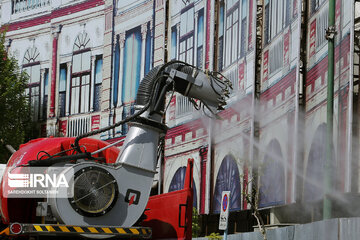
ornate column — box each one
[205,0,211,69]
[49,25,62,118]
[199,146,208,214]
[40,68,46,120]
[117,33,126,106]
[149,20,154,69]
[90,55,96,112]
[140,23,148,80]
[194,11,199,66]
[65,62,71,116]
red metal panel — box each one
[105,136,126,148]
[143,159,194,239]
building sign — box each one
[239,62,245,91]
[335,0,341,36]
[309,20,316,59]
[219,191,230,230]
[59,120,67,137]
[169,96,176,121]
[91,115,100,131]
[283,29,290,67]
[262,51,269,82]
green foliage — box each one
[192,207,201,237]
[206,232,223,240]
[0,30,32,163]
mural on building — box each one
[258,0,301,207]
[164,0,209,215]
[304,0,353,202]
[1,0,359,230]
[211,0,256,214]
[164,0,258,215]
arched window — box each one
[213,154,242,213]
[168,166,197,208]
[71,32,91,115]
[259,139,285,208]
[23,47,41,121]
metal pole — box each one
[5,145,16,154]
[324,0,336,220]
[224,227,228,240]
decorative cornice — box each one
[51,24,62,37]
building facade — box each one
[1,0,360,235]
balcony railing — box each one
[12,0,50,14]
[176,95,193,117]
[67,115,91,137]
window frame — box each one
[264,0,291,45]
[23,59,41,121]
[196,9,204,68]
[224,3,239,67]
[94,55,103,112]
[179,4,195,64]
[70,48,92,115]
[239,0,247,58]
